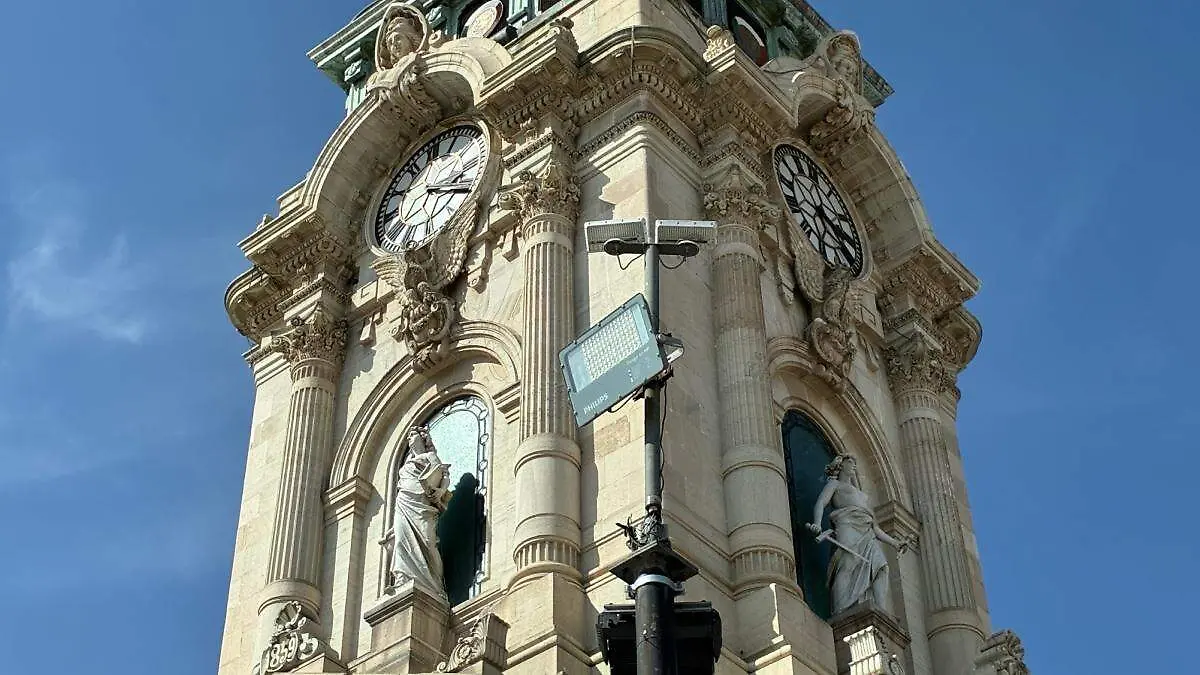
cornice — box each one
[878,243,978,323]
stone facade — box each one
[219,1,1029,674]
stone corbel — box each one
[808,78,875,161]
[436,606,508,672]
[830,605,911,675]
[935,306,983,374]
[703,25,737,63]
[477,18,578,150]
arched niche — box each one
[379,392,494,605]
[330,320,521,486]
[771,369,907,507]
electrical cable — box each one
[658,383,668,498]
[617,252,645,270]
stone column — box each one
[704,168,796,592]
[498,158,583,583]
[322,476,374,661]
[257,305,348,665]
[885,338,984,675]
[938,385,991,631]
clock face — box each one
[374,125,488,253]
[774,144,864,274]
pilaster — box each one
[322,476,376,662]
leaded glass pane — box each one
[782,410,836,619]
[423,396,490,605]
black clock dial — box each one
[774,144,864,274]
[374,125,487,253]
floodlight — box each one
[656,219,715,245]
[560,294,670,428]
[584,218,647,254]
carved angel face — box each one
[383,16,419,63]
[829,41,861,87]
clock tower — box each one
[219,1,1030,674]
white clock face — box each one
[374,125,487,253]
[774,144,864,274]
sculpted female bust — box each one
[388,425,453,599]
[807,454,908,615]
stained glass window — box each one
[782,410,837,619]
[423,396,490,604]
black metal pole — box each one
[644,240,662,526]
[634,239,673,675]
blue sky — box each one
[0,1,1193,673]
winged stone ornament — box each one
[807,265,858,390]
[790,225,827,304]
[372,202,480,372]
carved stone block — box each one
[360,582,451,674]
[830,604,910,675]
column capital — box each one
[497,157,580,224]
[975,630,1030,675]
[884,336,954,397]
[702,164,780,230]
[266,305,349,372]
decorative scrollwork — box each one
[809,79,876,159]
[259,602,321,674]
[435,606,497,672]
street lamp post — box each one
[562,218,721,675]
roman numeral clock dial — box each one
[374,125,488,253]
[774,145,864,275]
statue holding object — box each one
[388,425,453,599]
[807,454,910,615]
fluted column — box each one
[705,168,796,591]
[498,159,583,583]
[257,306,348,657]
[885,339,984,674]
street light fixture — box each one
[568,216,722,675]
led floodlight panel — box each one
[559,294,667,428]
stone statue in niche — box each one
[807,454,909,615]
[387,425,453,599]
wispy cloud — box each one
[2,159,150,343]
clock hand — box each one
[424,180,473,192]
